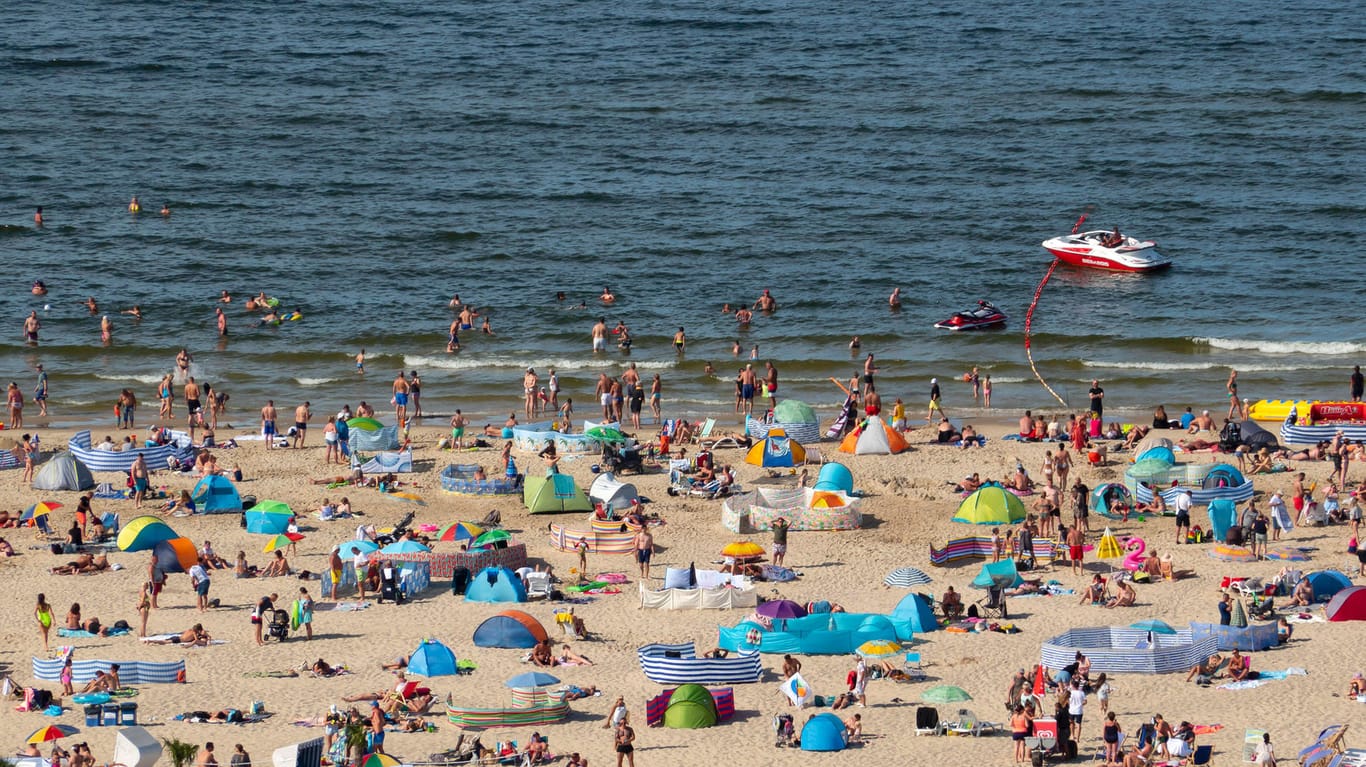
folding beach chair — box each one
[914,706,940,736]
[692,418,716,445]
[901,651,926,681]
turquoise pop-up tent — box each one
[192,474,242,514]
[800,712,848,752]
[408,639,458,677]
[891,592,940,633]
[971,559,1022,589]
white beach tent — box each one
[113,726,162,767]
[589,472,640,510]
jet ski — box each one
[934,301,1008,331]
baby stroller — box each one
[267,609,290,641]
[600,443,644,475]
[773,713,796,747]
[379,565,406,605]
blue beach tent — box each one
[408,639,458,677]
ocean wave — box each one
[1193,337,1366,355]
[95,373,167,385]
[295,377,344,387]
[403,355,676,373]
[1083,360,1310,373]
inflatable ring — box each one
[72,692,111,705]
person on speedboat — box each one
[1101,227,1123,247]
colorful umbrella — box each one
[756,600,807,620]
[921,685,972,704]
[505,671,560,689]
[20,501,63,521]
[438,521,484,542]
[1096,528,1124,560]
[883,566,933,588]
[1229,599,1248,629]
[249,499,294,515]
[472,529,513,548]
[722,541,765,559]
[262,533,303,553]
[1264,547,1311,562]
[357,753,400,767]
[27,724,78,744]
[380,539,431,555]
[856,639,902,659]
[1129,619,1178,635]
[336,539,379,558]
[1207,543,1257,562]
[385,491,427,506]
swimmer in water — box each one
[219,290,232,303]
[732,340,741,357]
[600,286,615,304]
[101,315,113,344]
[750,345,759,360]
[254,291,270,306]
[704,361,716,376]
[176,349,193,374]
[129,196,141,213]
[481,314,494,335]
[735,307,753,324]
[721,303,731,314]
[556,291,566,301]
[34,207,43,226]
[31,281,47,296]
[81,297,98,314]
[752,288,777,312]
[448,294,461,309]
[355,349,366,374]
[850,335,861,349]
[160,204,170,216]
[121,305,143,320]
[261,308,280,325]
[889,287,902,307]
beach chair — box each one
[914,706,940,736]
[973,586,1008,619]
[901,652,926,681]
[478,509,503,529]
[525,572,552,600]
[1185,744,1213,766]
[946,709,991,737]
[691,418,716,445]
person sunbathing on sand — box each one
[310,469,363,485]
[558,644,593,666]
[51,553,110,575]
[1185,653,1224,683]
[146,624,212,646]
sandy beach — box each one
[1,409,1362,765]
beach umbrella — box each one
[1265,547,1310,562]
[438,521,484,543]
[1032,665,1046,698]
[472,529,513,548]
[1096,528,1124,560]
[385,491,427,506]
[20,501,62,522]
[773,400,818,424]
[1129,619,1178,635]
[1207,543,1257,562]
[856,639,902,660]
[585,426,627,443]
[357,753,400,767]
[250,499,294,515]
[722,541,765,559]
[505,671,560,689]
[921,685,972,704]
[756,600,808,620]
[26,724,78,744]
[336,539,379,558]
[883,566,933,588]
[262,533,303,553]
[152,537,198,574]
[380,539,431,555]
[117,515,179,552]
[1229,599,1248,628]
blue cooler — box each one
[119,701,138,724]
[101,703,119,726]
[84,704,102,727]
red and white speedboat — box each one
[1041,229,1172,273]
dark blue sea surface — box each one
[3,0,1364,428]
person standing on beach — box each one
[297,587,314,640]
[409,371,422,417]
[764,361,779,407]
[33,364,48,417]
[35,593,53,653]
[1071,478,1090,533]
[739,364,757,415]
[449,410,467,449]
[147,548,165,607]
[392,371,410,427]
[633,527,654,580]
[592,317,608,352]
[595,374,611,420]
[23,310,41,345]
[927,378,944,423]
[614,721,636,767]
[6,383,21,429]
[649,373,661,423]
[189,558,211,612]
[261,400,278,449]
[1226,370,1242,420]
[523,368,539,418]
[1088,380,1105,419]
[1353,366,1364,402]
[772,517,790,566]
[983,374,993,408]
[132,454,150,510]
[293,402,311,448]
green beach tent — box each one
[663,684,718,729]
[952,486,1026,525]
[523,474,593,514]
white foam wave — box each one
[295,377,343,387]
[1194,337,1366,355]
[987,377,1029,384]
[403,355,676,373]
[95,373,167,385]
[1084,360,1309,373]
